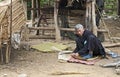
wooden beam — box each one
[28,27,75,40]
[29,35,55,39]
[28,27,75,32]
[60,28,74,32]
[97,29,108,33]
[28,27,55,30]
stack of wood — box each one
[0,0,26,64]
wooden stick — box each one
[51,71,89,75]
[5,42,9,63]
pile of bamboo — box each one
[0,0,26,64]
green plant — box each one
[104,0,118,15]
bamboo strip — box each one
[12,9,24,21]
[12,14,25,29]
[12,13,25,26]
[0,6,8,23]
[12,6,23,17]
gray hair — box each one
[75,24,84,30]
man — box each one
[71,24,106,60]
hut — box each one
[0,0,111,64]
[27,0,98,41]
[0,0,26,64]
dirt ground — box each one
[0,18,120,77]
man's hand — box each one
[71,53,79,57]
[71,53,80,59]
[71,53,86,60]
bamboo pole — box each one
[7,0,13,63]
[54,0,61,41]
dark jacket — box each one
[74,30,106,57]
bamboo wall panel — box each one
[0,0,26,44]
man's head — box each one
[75,24,85,36]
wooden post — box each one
[21,0,27,20]
[54,0,61,41]
[118,0,120,15]
[92,0,97,36]
[36,0,40,17]
[85,1,92,31]
[31,0,35,27]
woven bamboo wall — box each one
[0,0,26,46]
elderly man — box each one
[71,24,106,60]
